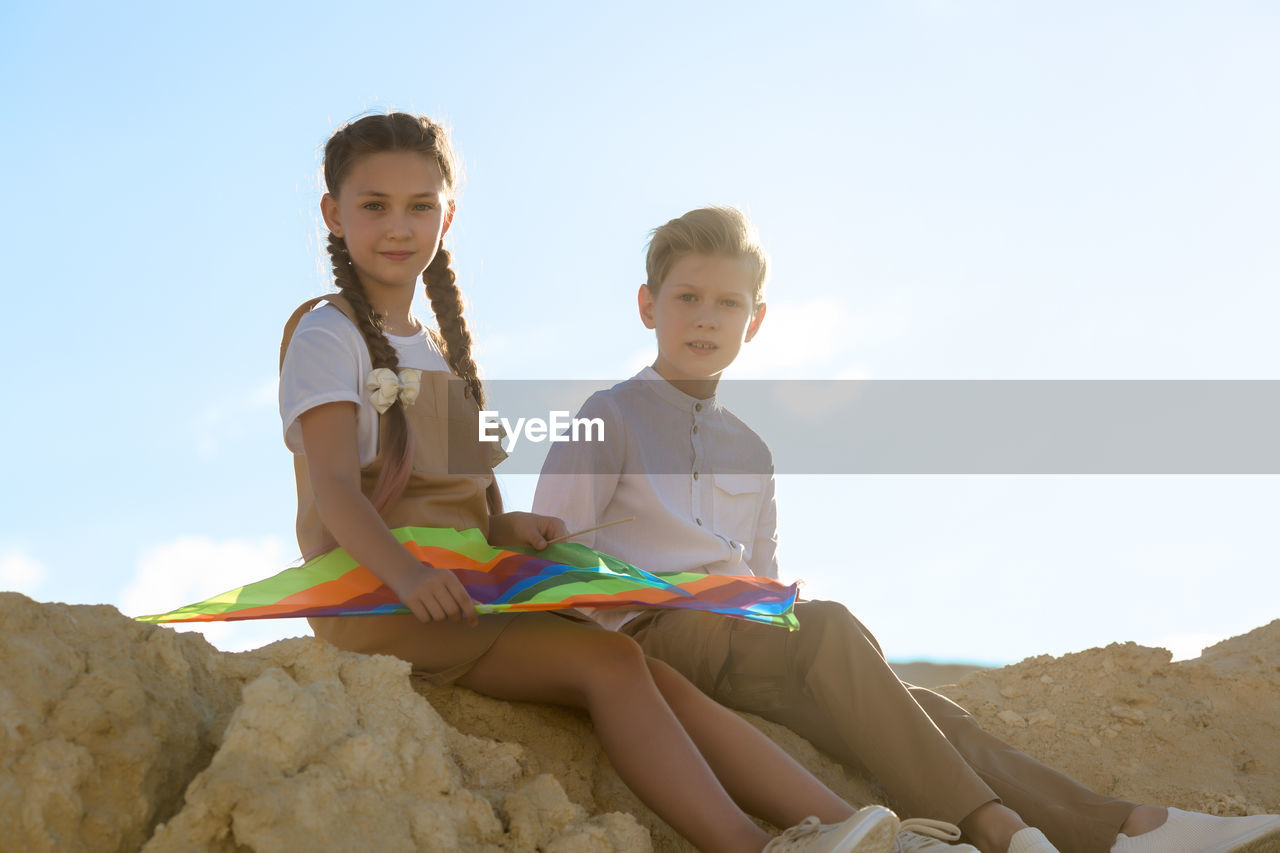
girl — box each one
[277,112,901,853]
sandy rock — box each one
[4,593,1278,853]
[142,644,519,852]
[940,620,1280,816]
[0,593,241,853]
[415,677,883,853]
[0,595,648,852]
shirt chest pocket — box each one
[711,473,764,550]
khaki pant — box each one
[623,601,1135,853]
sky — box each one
[1,1,1276,664]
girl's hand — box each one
[489,511,569,551]
[299,402,479,626]
[386,562,479,627]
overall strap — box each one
[278,294,361,371]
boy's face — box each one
[638,252,766,393]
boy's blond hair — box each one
[645,206,768,305]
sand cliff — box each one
[2,592,1275,852]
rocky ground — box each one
[2,592,1275,852]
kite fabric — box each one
[136,526,799,630]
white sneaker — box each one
[894,818,979,852]
[1007,827,1059,852]
[1110,807,1280,853]
[765,806,900,853]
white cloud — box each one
[732,294,911,378]
[757,376,872,425]
[623,346,654,376]
[0,551,46,596]
[733,298,852,376]
[833,365,873,381]
[119,536,307,653]
[194,377,279,458]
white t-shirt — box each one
[279,304,451,466]
[533,367,778,629]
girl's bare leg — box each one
[648,657,1060,853]
[457,615,771,853]
[645,657,856,830]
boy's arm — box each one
[533,393,625,550]
[748,466,780,580]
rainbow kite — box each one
[136,526,799,630]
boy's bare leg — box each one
[457,614,771,853]
[1119,806,1168,835]
[958,802,1035,853]
[646,656,856,830]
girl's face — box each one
[321,150,455,294]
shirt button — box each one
[696,518,703,526]
[695,403,702,412]
[693,471,699,480]
[693,425,699,434]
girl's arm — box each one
[299,400,478,626]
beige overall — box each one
[280,296,518,685]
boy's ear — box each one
[320,193,343,238]
[744,302,767,342]
[637,284,658,330]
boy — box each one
[534,207,1280,853]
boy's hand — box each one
[489,511,569,551]
[386,562,479,627]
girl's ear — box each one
[637,283,657,330]
[442,199,457,236]
[744,302,767,342]
[320,193,343,238]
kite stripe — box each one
[136,526,798,630]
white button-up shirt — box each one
[534,367,778,629]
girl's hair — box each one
[645,206,769,305]
[322,113,501,516]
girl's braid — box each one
[423,244,503,515]
[423,246,485,407]
[325,233,412,516]
[327,234,400,372]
